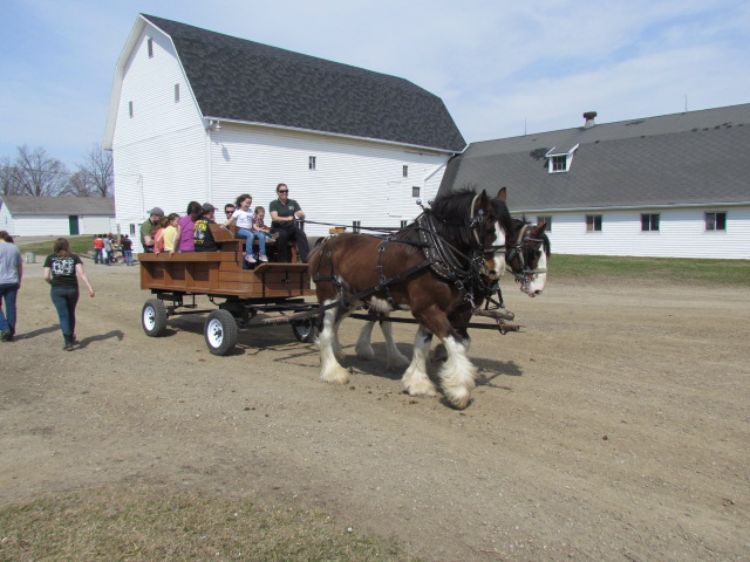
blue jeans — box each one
[236,228,267,257]
[0,283,18,335]
[123,249,133,266]
[51,286,79,338]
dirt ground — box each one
[1,261,748,561]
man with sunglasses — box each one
[269,183,309,262]
[224,203,236,219]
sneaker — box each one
[258,254,268,262]
[244,254,256,264]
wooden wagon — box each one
[139,224,318,355]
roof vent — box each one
[583,111,597,128]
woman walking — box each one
[43,238,95,351]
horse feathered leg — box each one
[318,299,350,384]
[381,318,409,369]
[355,321,376,360]
[401,326,436,397]
[417,306,477,409]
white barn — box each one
[104,15,465,250]
[0,196,115,237]
[439,104,750,259]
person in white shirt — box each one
[225,193,268,264]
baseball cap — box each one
[202,202,216,213]
[148,207,164,217]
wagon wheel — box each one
[290,317,318,343]
[142,299,168,337]
[204,310,239,356]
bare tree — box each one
[0,157,21,196]
[63,170,94,197]
[13,145,69,197]
[77,144,113,197]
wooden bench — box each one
[208,223,297,263]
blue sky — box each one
[1,0,749,169]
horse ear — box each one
[495,187,507,202]
[537,219,547,231]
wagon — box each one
[139,224,318,355]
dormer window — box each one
[545,143,579,173]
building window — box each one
[174,84,180,103]
[403,165,408,178]
[412,186,420,198]
[128,101,134,118]
[586,214,602,232]
[705,212,726,231]
[147,38,154,58]
[551,155,567,172]
[308,156,316,170]
[537,216,552,231]
[129,224,136,236]
[641,213,660,232]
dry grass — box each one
[0,484,418,562]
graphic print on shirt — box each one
[52,257,76,277]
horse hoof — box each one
[320,366,350,385]
[444,387,471,410]
[405,380,437,397]
[387,353,410,370]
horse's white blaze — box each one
[355,321,376,360]
[402,327,436,397]
[319,300,349,384]
[524,250,547,296]
[382,319,410,369]
[492,223,507,279]
[439,336,477,409]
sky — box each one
[1,0,749,169]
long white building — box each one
[104,15,465,249]
[440,105,750,259]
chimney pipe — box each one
[583,111,597,128]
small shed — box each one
[0,196,116,237]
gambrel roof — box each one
[439,103,750,211]
[107,14,465,153]
[1,196,115,216]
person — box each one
[153,216,169,254]
[226,194,266,264]
[161,213,180,254]
[252,205,274,250]
[140,208,164,252]
[93,235,104,264]
[43,238,95,351]
[102,234,113,265]
[121,234,134,266]
[177,201,202,252]
[270,183,309,262]
[194,203,219,252]
[0,231,22,342]
[224,203,236,221]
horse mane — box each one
[428,188,483,248]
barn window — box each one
[308,156,316,170]
[403,165,408,178]
[174,83,180,103]
[412,186,420,198]
[147,38,154,58]
[641,213,659,232]
[129,224,136,236]
[705,211,726,231]
[537,216,552,232]
[128,101,134,118]
[551,155,567,171]
[586,214,602,232]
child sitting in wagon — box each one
[252,206,275,249]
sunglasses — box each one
[225,210,235,214]
[278,190,288,193]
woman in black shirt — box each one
[43,238,95,350]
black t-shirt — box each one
[121,238,133,251]
[43,254,82,288]
[193,219,218,252]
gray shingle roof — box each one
[1,196,115,216]
[439,104,750,211]
[142,15,466,153]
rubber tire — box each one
[142,299,168,337]
[204,309,239,356]
[291,318,318,343]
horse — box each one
[308,188,526,409]
[355,189,550,367]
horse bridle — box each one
[504,223,547,284]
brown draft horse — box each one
[309,188,529,409]
[355,190,550,374]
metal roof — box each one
[439,104,750,211]
[1,196,115,216]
